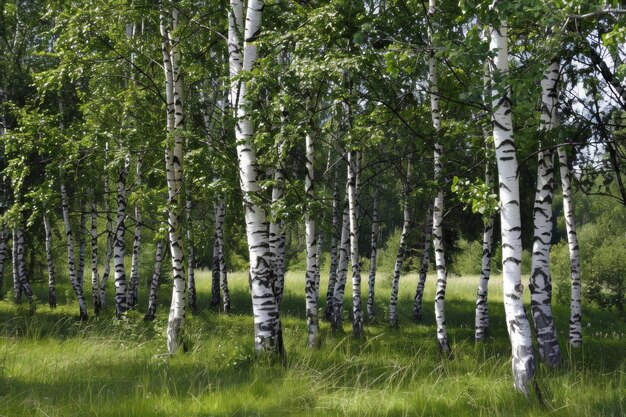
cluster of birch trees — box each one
[1,0,625,396]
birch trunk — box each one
[161,2,187,354]
[77,205,87,291]
[129,157,143,309]
[43,217,56,308]
[12,229,20,301]
[332,192,350,333]
[113,156,130,318]
[144,241,165,321]
[475,212,495,341]
[348,150,363,338]
[529,61,561,366]
[212,198,230,311]
[61,184,88,319]
[100,142,114,306]
[90,201,101,315]
[186,189,196,312]
[366,196,378,320]
[429,3,450,352]
[491,21,536,395]
[15,227,32,303]
[558,146,582,347]
[269,109,287,307]
[413,204,433,320]
[389,158,411,327]
[229,0,282,352]
[325,165,340,321]
[0,227,8,299]
[305,131,319,347]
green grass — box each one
[0,269,624,416]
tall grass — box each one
[0,269,624,416]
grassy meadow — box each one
[0,268,624,416]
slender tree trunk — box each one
[90,200,101,315]
[529,61,562,366]
[348,150,363,338]
[490,21,536,395]
[558,146,582,347]
[161,2,187,354]
[229,0,282,352]
[100,142,114,306]
[61,184,88,319]
[77,205,87,291]
[144,241,165,321]
[428,2,450,352]
[413,204,433,321]
[129,157,143,309]
[304,131,319,347]
[325,165,340,321]
[332,191,350,333]
[269,109,287,307]
[12,229,20,301]
[15,227,32,304]
[186,189,196,312]
[366,196,379,321]
[113,156,130,319]
[40,216,56,308]
[389,158,411,327]
[475,213,495,341]
[0,227,8,299]
[212,198,230,311]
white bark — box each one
[212,198,230,311]
[43,216,57,308]
[389,158,412,327]
[100,142,114,306]
[529,61,561,366]
[325,166,340,321]
[61,184,88,319]
[229,0,282,352]
[77,204,87,291]
[185,189,196,312]
[332,189,350,332]
[475,212,495,341]
[90,201,101,315]
[113,155,130,318]
[349,150,363,338]
[491,21,535,395]
[15,227,32,304]
[413,204,433,321]
[0,228,7,298]
[144,241,165,321]
[558,146,582,347]
[366,195,379,320]
[12,229,20,301]
[129,157,143,309]
[305,131,319,347]
[161,2,187,354]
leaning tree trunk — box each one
[389,158,412,327]
[304,130,319,348]
[229,0,282,353]
[113,156,130,319]
[90,200,101,315]
[529,60,561,366]
[61,184,88,319]
[366,195,379,320]
[332,192,350,333]
[325,165,340,321]
[100,142,114,306]
[15,227,32,304]
[558,146,582,347]
[348,150,363,338]
[161,2,187,354]
[185,189,196,312]
[490,20,536,395]
[129,156,143,309]
[43,215,57,308]
[144,241,165,321]
[413,204,433,321]
[428,1,450,353]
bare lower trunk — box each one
[43,217,56,308]
[389,158,411,327]
[12,229,20,301]
[100,143,114,306]
[77,206,87,291]
[325,166,340,321]
[113,156,130,319]
[331,193,350,333]
[144,241,165,321]
[475,214,495,341]
[558,146,582,347]
[367,196,379,320]
[61,184,88,319]
[348,150,363,338]
[15,227,32,304]
[413,204,433,321]
[0,227,7,299]
[211,198,229,311]
[304,131,318,348]
[90,201,101,315]
[186,189,196,312]
[129,157,143,309]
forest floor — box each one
[0,269,624,416]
